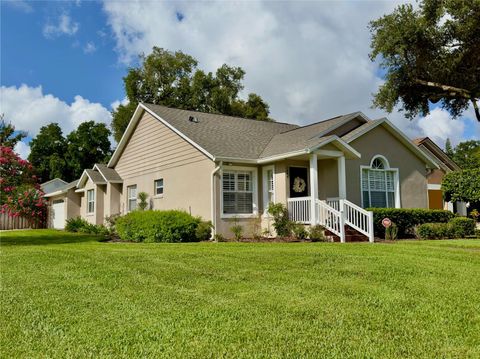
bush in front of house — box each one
[195,221,213,241]
[65,216,108,235]
[308,225,326,242]
[416,217,476,239]
[267,202,292,237]
[115,210,202,243]
[368,208,455,238]
[291,223,308,240]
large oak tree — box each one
[369,0,480,121]
[112,47,271,142]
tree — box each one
[450,140,480,169]
[112,47,271,142]
[442,168,480,203]
[0,146,47,225]
[28,123,68,182]
[445,138,454,158]
[0,115,27,148]
[369,0,480,122]
[66,121,112,180]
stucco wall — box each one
[80,179,105,225]
[427,168,445,185]
[345,126,428,208]
[114,110,214,221]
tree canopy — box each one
[112,47,271,142]
[444,139,480,169]
[369,0,480,122]
[442,168,480,203]
[27,121,112,183]
[28,123,68,182]
[0,115,27,148]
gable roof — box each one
[41,178,67,194]
[413,137,460,171]
[108,103,438,168]
[77,169,107,188]
[341,118,439,169]
[93,164,123,183]
[43,179,79,198]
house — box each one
[44,103,439,241]
[413,137,466,215]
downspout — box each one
[211,161,222,239]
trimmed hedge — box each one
[65,216,107,235]
[368,208,455,238]
[416,217,475,239]
[115,210,204,243]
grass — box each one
[1,230,479,358]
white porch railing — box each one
[287,197,311,224]
[287,197,374,243]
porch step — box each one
[325,225,369,242]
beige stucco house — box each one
[45,103,439,241]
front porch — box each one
[284,152,374,243]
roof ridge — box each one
[142,103,299,128]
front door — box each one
[289,167,309,198]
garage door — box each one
[52,200,65,229]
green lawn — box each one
[1,230,479,358]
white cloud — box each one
[417,108,465,147]
[43,14,79,39]
[101,0,477,145]
[0,84,111,137]
[83,41,97,54]
[4,0,33,13]
[14,141,31,160]
[110,97,129,111]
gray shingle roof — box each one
[260,114,362,158]
[85,169,106,184]
[143,104,298,159]
[341,121,377,142]
[95,164,122,182]
[41,178,67,194]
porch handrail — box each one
[316,199,344,241]
[342,199,374,242]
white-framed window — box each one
[221,166,258,217]
[361,155,399,208]
[154,179,164,196]
[262,165,275,214]
[87,189,95,214]
[127,185,137,212]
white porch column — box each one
[309,153,318,226]
[337,155,346,199]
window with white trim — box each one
[127,185,137,212]
[154,179,164,195]
[361,156,397,208]
[222,170,254,215]
[262,166,275,213]
[87,189,95,214]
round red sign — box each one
[382,218,392,228]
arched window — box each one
[361,155,398,208]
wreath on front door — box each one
[292,177,306,193]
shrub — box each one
[470,209,479,222]
[65,216,89,232]
[369,208,454,238]
[267,202,292,237]
[230,224,243,241]
[214,233,226,242]
[309,225,326,242]
[138,192,149,211]
[291,223,308,240]
[385,223,398,241]
[449,217,475,237]
[195,221,213,241]
[115,210,202,243]
[416,223,455,240]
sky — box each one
[1,0,478,160]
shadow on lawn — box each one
[0,230,102,246]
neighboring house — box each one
[413,137,466,215]
[44,103,439,241]
[43,180,81,229]
[41,178,67,194]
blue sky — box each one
[1,0,477,159]
[2,1,124,108]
